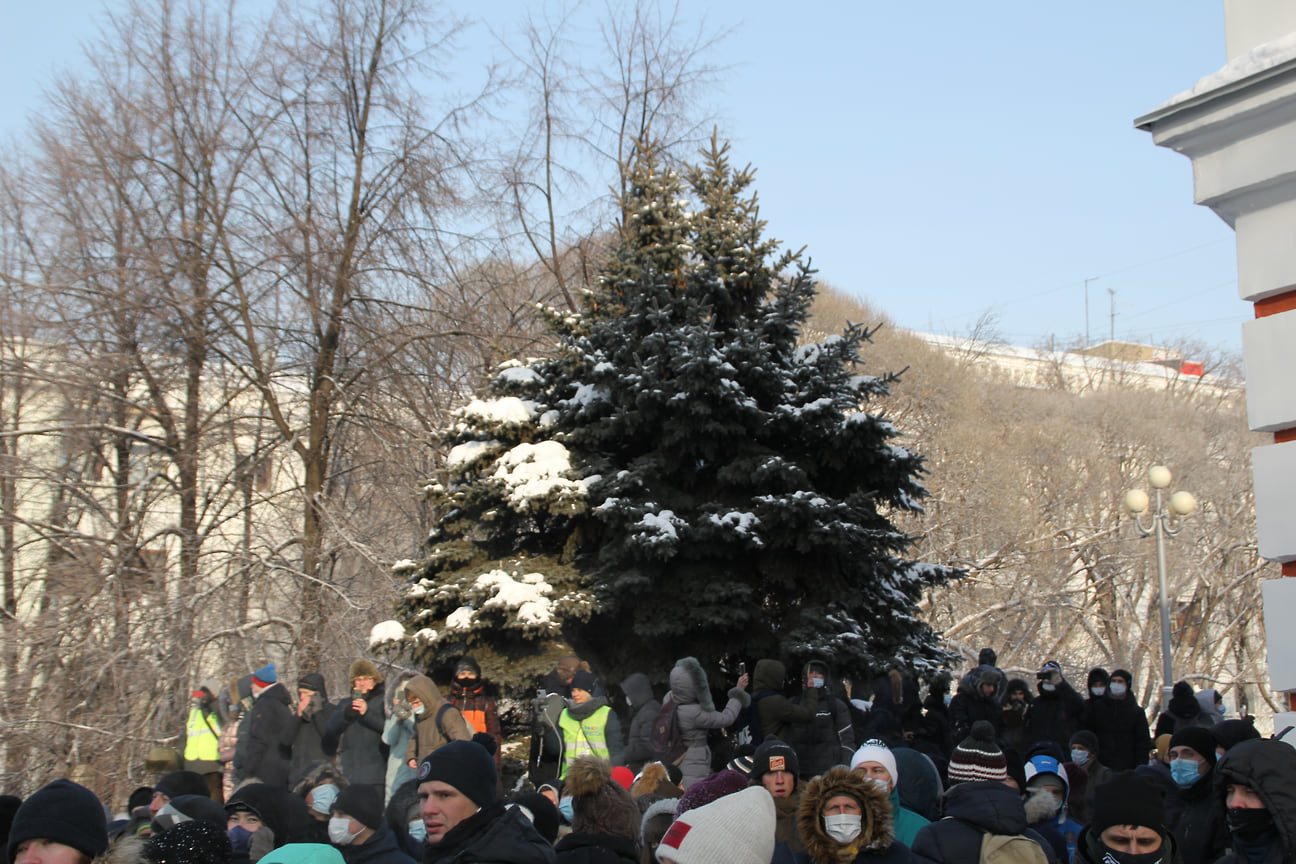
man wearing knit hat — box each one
[749,739,804,853]
[328,784,414,864]
[553,669,623,780]
[657,786,775,864]
[910,722,1057,864]
[1165,727,1228,864]
[326,659,389,794]
[1072,770,1177,864]
[7,779,109,864]
[150,769,210,816]
[850,739,929,845]
[418,740,554,863]
[243,661,297,788]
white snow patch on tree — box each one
[392,559,420,574]
[413,628,438,644]
[497,366,542,385]
[494,440,587,508]
[636,510,684,542]
[447,440,501,471]
[446,605,476,630]
[369,620,406,647]
[459,396,538,426]
[475,569,555,626]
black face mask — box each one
[1100,842,1164,864]
[1228,808,1276,842]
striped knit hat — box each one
[948,720,1008,784]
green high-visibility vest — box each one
[184,707,221,762]
[558,705,611,778]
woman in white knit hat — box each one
[656,786,775,864]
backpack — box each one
[649,696,687,765]
[978,832,1050,864]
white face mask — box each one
[328,817,360,845]
[824,813,862,845]
[1109,682,1127,697]
[1040,682,1056,693]
[1090,686,1106,697]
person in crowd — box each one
[1072,770,1180,864]
[1212,718,1262,757]
[1085,669,1109,703]
[418,739,556,863]
[445,658,503,767]
[947,664,1005,742]
[1156,682,1218,737]
[892,747,944,825]
[327,784,414,864]
[242,663,297,788]
[667,657,750,789]
[151,793,228,836]
[510,791,560,846]
[1001,678,1034,756]
[638,798,676,864]
[1214,737,1296,864]
[1024,661,1086,754]
[850,739,929,847]
[909,721,1057,864]
[1196,689,1226,725]
[226,782,320,861]
[860,668,922,744]
[552,756,640,863]
[145,819,233,864]
[749,659,820,744]
[786,659,857,779]
[151,770,211,817]
[291,673,336,785]
[327,660,389,795]
[186,681,225,802]
[545,670,623,781]
[402,674,472,769]
[1067,729,1109,824]
[630,761,682,801]
[542,657,584,697]
[1165,727,1229,864]
[221,674,254,797]
[1084,668,1151,771]
[259,843,346,864]
[381,676,417,805]
[794,765,911,864]
[297,766,341,837]
[655,786,775,864]
[918,671,954,759]
[618,672,661,775]
[750,738,805,854]
[7,779,109,864]
[1023,755,1082,862]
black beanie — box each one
[978,648,998,667]
[334,784,384,831]
[750,739,800,780]
[144,819,232,864]
[1213,718,1261,753]
[1169,727,1218,768]
[569,669,598,694]
[1070,730,1100,753]
[154,770,210,800]
[418,740,498,808]
[7,779,108,862]
[512,792,560,843]
[1091,770,1167,834]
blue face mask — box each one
[408,818,427,843]
[229,825,254,856]
[943,693,952,706]
[558,796,574,823]
[1170,757,1202,788]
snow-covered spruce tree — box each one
[395,137,958,686]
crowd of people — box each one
[3,648,1293,864]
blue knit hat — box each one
[252,662,277,686]
[7,779,108,861]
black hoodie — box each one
[910,781,1057,864]
[1214,739,1296,864]
[243,682,297,787]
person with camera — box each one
[326,659,389,797]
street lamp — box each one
[1125,465,1196,708]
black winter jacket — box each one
[1022,682,1086,753]
[1214,738,1296,864]
[327,684,389,786]
[1083,694,1150,770]
[910,781,1057,864]
[553,833,638,864]
[423,803,557,864]
[243,682,297,787]
[1167,772,1229,864]
[341,825,417,864]
[291,673,338,781]
[618,673,660,774]
[948,667,1005,742]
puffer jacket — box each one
[786,661,856,778]
[404,674,473,764]
[909,780,1057,864]
[619,672,661,774]
[754,659,819,742]
[668,656,750,788]
[1214,738,1296,864]
[794,766,911,864]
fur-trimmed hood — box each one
[798,766,896,863]
[669,657,715,712]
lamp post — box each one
[1124,465,1196,709]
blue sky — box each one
[2,2,1244,357]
